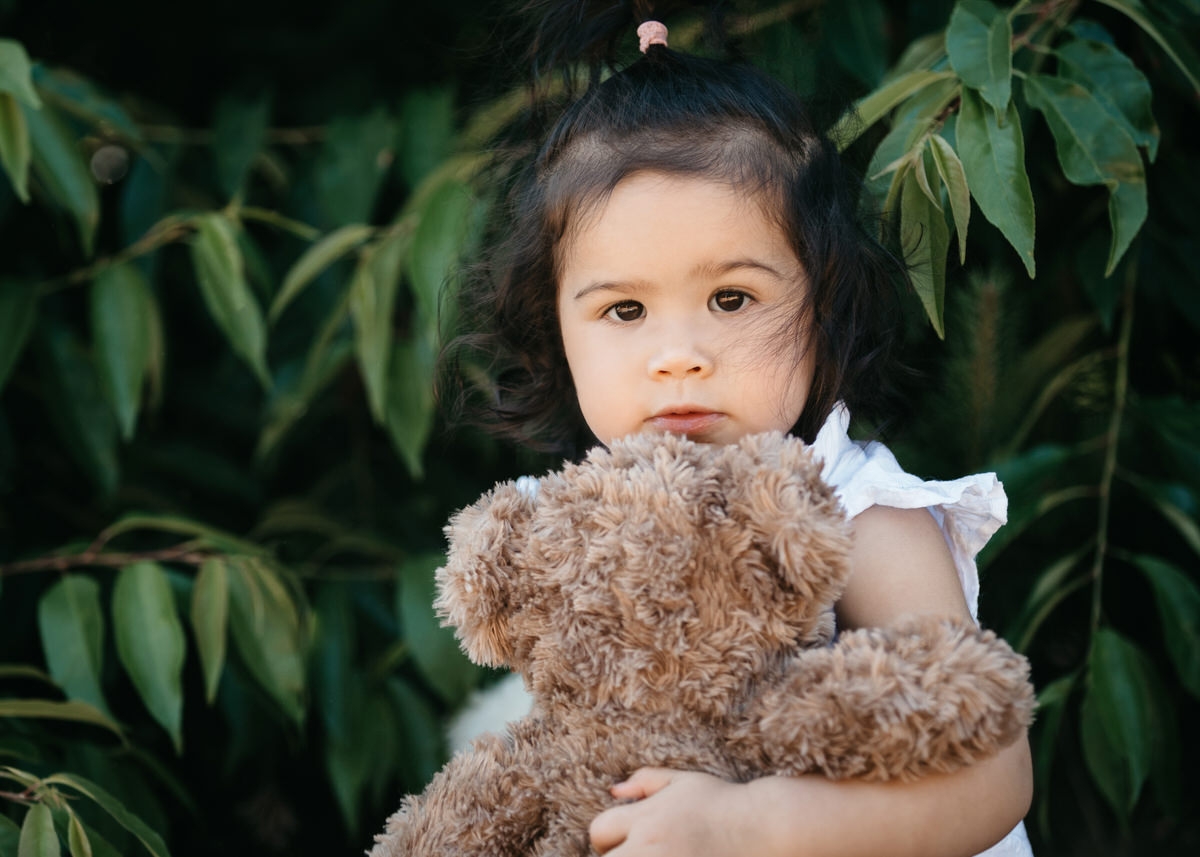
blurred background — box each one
[0,1,1197,855]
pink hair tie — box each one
[637,20,669,53]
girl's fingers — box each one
[589,800,635,854]
[592,768,676,852]
[610,767,676,800]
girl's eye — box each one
[605,301,645,322]
[710,290,750,313]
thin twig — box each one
[0,545,212,578]
[34,216,193,296]
[138,125,328,146]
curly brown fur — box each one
[370,432,1034,857]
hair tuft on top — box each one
[515,1,732,84]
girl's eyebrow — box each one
[572,259,788,301]
[571,279,654,301]
[691,258,788,281]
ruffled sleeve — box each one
[810,404,1007,620]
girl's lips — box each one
[646,411,724,435]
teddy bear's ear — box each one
[730,434,854,611]
[433,480,537,668]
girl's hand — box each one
[589,768,758,856]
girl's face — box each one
[557,172,814,446]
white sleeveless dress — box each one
[448,403,1034,857]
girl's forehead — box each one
[569,171,789,242]
[557,171,804,284]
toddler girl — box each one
[445,2,1035,855]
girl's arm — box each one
[589,505,1033,857]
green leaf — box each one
[928,134,970,263]
[140,270,166,409]
[40,774,170,857]
[112,562,186,752]
[998,315,1098,450]
[190,558,229,705]
[0,92,33,201]
[312,584,356,743]
[1095,0,1200,94]
[361,690,403,805]
[325,727,371,834]
[1057,35,1159,161]
[119,156,172,254]
[36,323,120,495]
[386,677,443,789]
[226,558,306,724]
[189,213,270,388]
[1130,554,1200,698]
[90,264,153,440]
[386,328,436,479]
[911,144,940,208]
[1032,673,1074,839]
[1081,629,1157,817]
[0,700,124,740]
[32,67,141,143]
[397,552,478,706]
[1022,74,1146,275]
[212,92,270,199]
[1105,181,1147,277]
[65,809,92,857]
[0,767,40,790]
[256,324,354,463]
[899,157,949,337]
[0,664,57,684]
[349,231,408,423]
[398,87,455,188]
[324,696,371,834]
[832,70,956,150]
[823,0,886,88]
[269,223,374,323]
[22,101,99,256]
[890,31,948,77]
[37,575,110,717]
[891,77,962,153]
[1005,544,1092,652]
[0,280,37,394]
[313,108,396,227]
[0,40,42,107]
[946,0,1012,114]
[71,817,123,857]
[0,813,20,857]
[406,178,474,327]
[1125,476,1200,560]
[956,88,1035,277]
[99,512,268,557]
[1132,397,1200,486]
[19,803,60,857]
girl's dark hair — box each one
[445,0,908,456]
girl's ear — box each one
[730,434,854,612]
[434,482,537,667]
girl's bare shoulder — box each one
[836,505,972,630]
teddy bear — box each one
[371,431,1035,857]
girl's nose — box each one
[647,342,714,379]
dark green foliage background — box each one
[1,1,1198,856]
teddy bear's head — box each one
[436,432,852,720]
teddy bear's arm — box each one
[730,615,1035,783]
[370,729,550,857]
